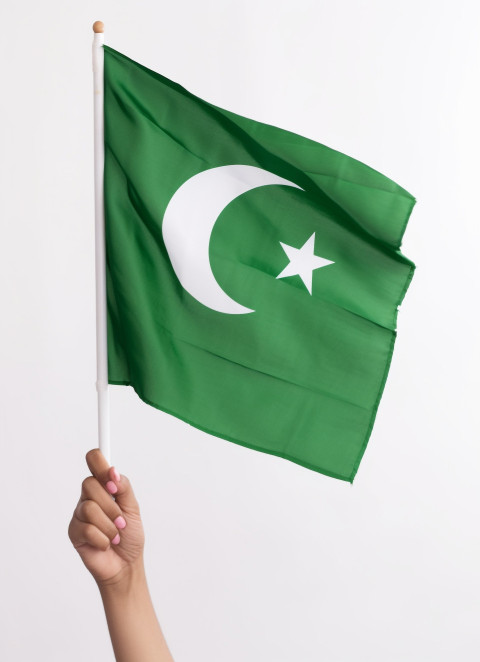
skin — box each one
[68,449,174,662]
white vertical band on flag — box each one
[92,23,111,464]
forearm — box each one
[98,559,174,662]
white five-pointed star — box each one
[276,233,334,294]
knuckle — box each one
[81,499,98,520]
[83,522,95,540]
[84,523,108,550]
[81,476,96,494]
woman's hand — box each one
[69,449,173,661]
[68,449,145,587]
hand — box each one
[68,449,145,587]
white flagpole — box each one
[92,21,111,464]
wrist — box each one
[97,557,146,598]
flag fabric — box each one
[103,45,415,482]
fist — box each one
[68,449,145,586]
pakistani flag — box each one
[103,46,415,482]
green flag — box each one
[103,46,415,482]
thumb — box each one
[106,466,140,515]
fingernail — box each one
[106,481,118,494]
[114,516,126,530]
[112,533,120,545]
[112,467,121,482]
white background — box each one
[1,1,479,660]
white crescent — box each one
[162,165,302,314]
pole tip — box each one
[93,21,104,33]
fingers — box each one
[86,448,140,514]
[70,449,141,559]
[68,517,114,552]
[74,499,122,546]
[79,476,125,528]
[70,473,127,550]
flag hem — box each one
[348,260,416,480]
[107,379,354,483]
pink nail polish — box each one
[112,533,120,545]
[106,480,118,494]
[114,516,126,530]
[112,467,121,482]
